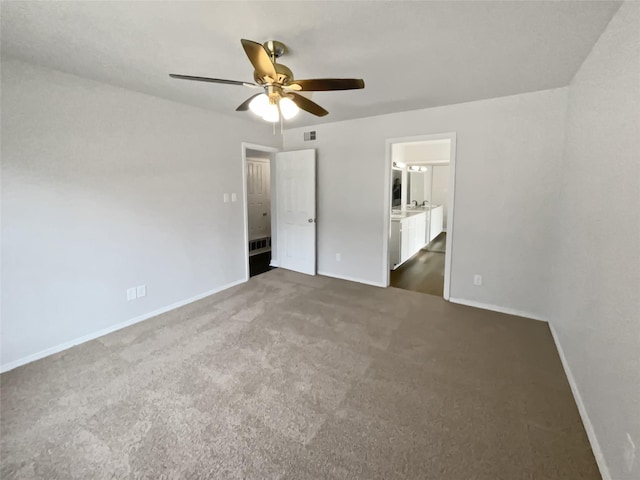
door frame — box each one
[382,132,457,299]
[241,142,279,281]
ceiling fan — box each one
[169,39,365,123]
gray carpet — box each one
[1,269,598,479]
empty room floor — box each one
[391,232,447,296]
[0,269,598,479]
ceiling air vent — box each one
[304,131,316,141]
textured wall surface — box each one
[284,87,568,319]
[549,2,640,479]
[1,58,278,368]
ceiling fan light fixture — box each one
[279,97,299,120]
[261,103,280,122]
[249,93,270,116]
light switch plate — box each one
[223,193,230,203]
[136,285,146,298]
[126,287,137,301]
[231,193,237,202]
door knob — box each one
[308,218,315,223]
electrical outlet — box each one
[624,433,636,473]
[336,253,341,262]
[136,285,146,298]
[473,274,482,286]
[126,287,137,301]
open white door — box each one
[276,149,316,275]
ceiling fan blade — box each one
[286,78,365,91]
[289,93,329,117]
[241,39,277,81]
[169,74,259,88]
[236,93,261,111]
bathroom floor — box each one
[390,232,446,296]
[249,251,275,278]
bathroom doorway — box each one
[383,133,456,298]
[242,143,278,279]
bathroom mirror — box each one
[408,170,428,205]
[391,169,402,207]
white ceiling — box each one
[1,1,621,128]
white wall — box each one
[284,87,567,318]
[395,139,451,214]
[549,2,640,479]
[400,139,451,163]
[431,165,450,227]
[423,168,432,206]
[1,58,278,370]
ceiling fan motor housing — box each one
[254,62,293,86]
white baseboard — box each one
[448,297,547,322]
[317,270,386,288]
[269,259,279,267]
[0,278,247,373]
[548,323,611,480]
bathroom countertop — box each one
[391,205,441,220]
